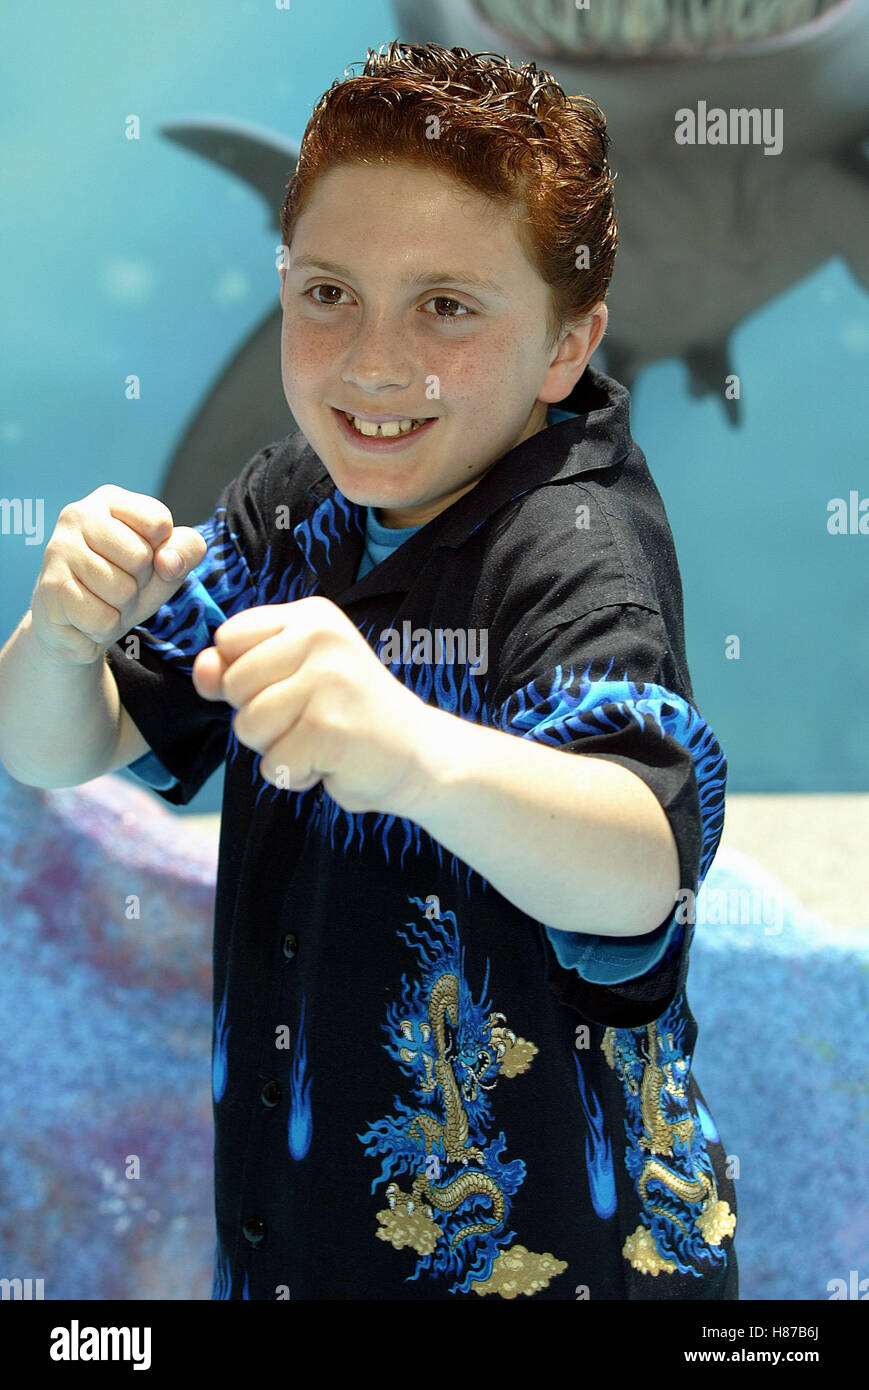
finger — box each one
[259,719,321,790]
[192,646,229,701]
[219,624,308,710]
[232,676,306,754]
[102,487,175,549]
[260,754,321,794]
[260,679,348,790]
[213,605,294,662]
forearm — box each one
[0,610,121,787]
[403,706,681,936]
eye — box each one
[305,283,348,306]
[425,296,473,324]
[302,284,474,325]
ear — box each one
[584,302,608,359]
[542,302,609,403]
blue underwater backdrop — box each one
[1,0,867,1302]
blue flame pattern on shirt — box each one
[130,493,725,985]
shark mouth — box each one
[469,0,852,60]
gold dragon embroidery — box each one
[386,973,513,1248]
[602,1019,736,1274]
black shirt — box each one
[106,365,737,1299]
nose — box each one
[341,308,414,395]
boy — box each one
[0,42,736,1299]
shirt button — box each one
[260,1080,282,1109]
[282,932,298,961]
[242,1217,266,1246]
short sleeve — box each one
[488,601,727,1020]
[105,447,273,806]
[127,748,178,791]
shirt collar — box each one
[292,364,632,599]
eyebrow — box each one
[289,255,509,299]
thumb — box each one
[128,525,210,635]
[154,526,207,581]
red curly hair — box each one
[279,42,618,351]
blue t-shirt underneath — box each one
[356,406,579,581]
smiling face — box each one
[279,161,606,528]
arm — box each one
[0,485,207,788]
[0,611,123,787]
[401,704,681,938]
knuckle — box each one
[310,699,349,745]
[304,594,337,626]
[152,504,174,535]
[39,569,63,601]
[55,574,80,608]
[320,656,356,694]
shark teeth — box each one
[471,0,841,56]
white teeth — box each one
[344,412,428,437]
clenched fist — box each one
[192,596,441,817]
[29,484,207,666]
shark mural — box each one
[157,0,868,524]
